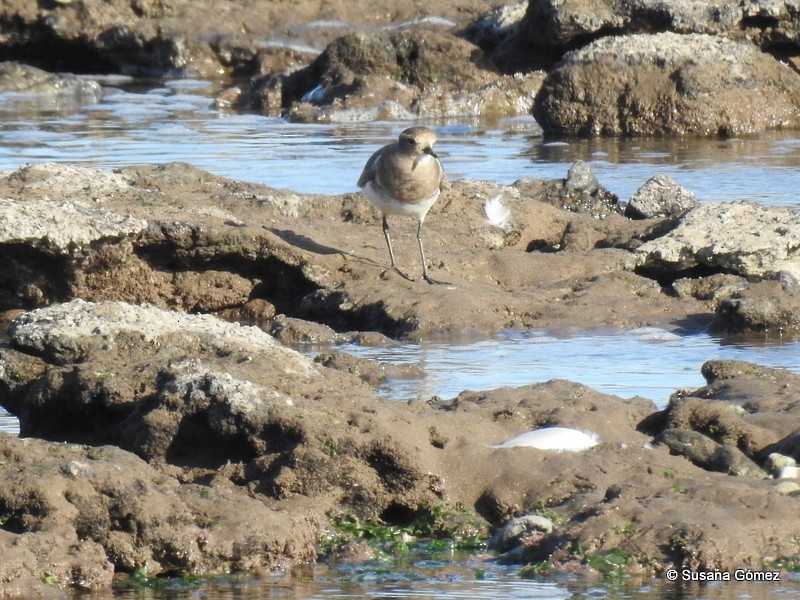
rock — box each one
[0,197,146,255]
[643,360,800,461]
[269,29,541,120]
[2,162,132,203]
[658,428,767,478]
[533,32,800,137]
[717,279,800,332]
[0,62,103,111]
[513,161,622,219]
[314,350,425,387]
[495,0,800,73]
[649,394,778,457]
[488,514,554,552]
[7,305,800,580]
[0,0,498,78]
[269,315,345,346]
[765,452,796,476]
[0,346,48,416]
[774,481,800,495]
[0,434,320,593]
[635,202,800,280]
[413,71,546,119]
[625,175,699,220]
[8,299,314,372]
[671,273,747,306]
[564,160,600,195]
[778,466,800,479]
[465,2,527,55]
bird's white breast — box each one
[362,181,440,221]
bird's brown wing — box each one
[357,145,387,188]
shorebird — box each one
[357,126,448,284]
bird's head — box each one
[399,126,438,159]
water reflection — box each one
[0,80,799,206]
[102,564,800,599]
[336,328,800,410]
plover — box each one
[357,126,448,284]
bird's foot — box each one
[423,272,452,286]
[381,266,416,282]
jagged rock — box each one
[6,299,800,584]
[8,299,314,372]
[465,2,528,54]
[262,29,542,120]
[0,0,496,78]
[671,273,747,306]
[717,278,800,332]
[635,202,800,279]
[625,175,699,219]
[1,162,132,202]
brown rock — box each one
[534,33,800,137]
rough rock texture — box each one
[494,0,800,73]
[0,161,713,338]
[625,174,699,220]
[258,29,543,121]
[0,198,146,255]
[0,158,800,589]
[635,201,800,280]
[717,278,800,331]
[642,360,800,453]
[533,32,800,137]
[2,161,800,338]
[1,162,132,201]
[0,435,321,596]
[0,0,502,79]
[658,428,767,478]
[5,303,800,589]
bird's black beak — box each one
[412,146,437,171]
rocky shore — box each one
[1,159,800,594]
[2,0,800,595]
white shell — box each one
[488,427,599,452]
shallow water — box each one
[104,559,800,600]
[2,78,800,598]
[2,79,800,206]
[335,328,800,409]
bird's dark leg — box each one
[416,220,450,285]
[382,215,414,281]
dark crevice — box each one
[740,15,781,30]
[19,369,131,445]
[297,289,414,338]
[379,502,416,527]
[633,264,728,288]
[165,413,259,469]
[0,244,73,311]
[0,27,121,74]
